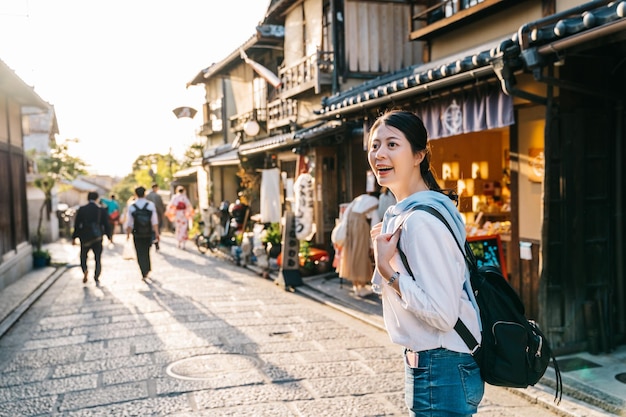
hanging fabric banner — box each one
[415,84,514,140]
[260,168,281,223]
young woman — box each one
[368,110,484,416]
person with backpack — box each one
[100,194,122,241]
[368,110,484,416]
[125,186,160,279]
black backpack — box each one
[398,206,562,402]
[132,203,153,238]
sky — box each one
[0,0,271,177]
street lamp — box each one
[243,120,260,137]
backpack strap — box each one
[396,205,480,353]
[131,202,150,211]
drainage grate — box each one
[166,354,263,381]
[616,373,626,384]
[557,357,602,372]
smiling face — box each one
[368,123,427,201]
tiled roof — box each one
[293,120,344,141]
[238,132,295,156]
[205,148,239,167]
[0,59,50,109]
[317,1,625,119]
[318,38,512,118]
[187,25,284,87]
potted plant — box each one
[30,140,87,267]
[32,248,51,268]
[261,222,282,258]
[298,241,316,276]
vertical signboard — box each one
[277,210,302,289]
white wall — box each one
[516,106,545,241]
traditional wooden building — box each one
[189,0,421,250]
[316,0,626,354]
[0,59,52,287]
[187,0,625,354]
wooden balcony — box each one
[277,50,334,99]
[267,99,297,131]
[196,121,214,137]
[229,109,268,133]
[410,0,520,41]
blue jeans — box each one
[405,348,484,417]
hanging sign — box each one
[293,172,315,240]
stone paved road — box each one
[0,236,611,416]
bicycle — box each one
[195,207,222,254]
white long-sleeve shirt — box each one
[373,209,481,353]
[125,198,159,230]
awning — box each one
[173,165,202,179]
[205,148,240,167]
[238,132,296,156]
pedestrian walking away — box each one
[71,191,112,284]
[125,185,160,279]
[368,110,484,416]
[146,183,165,251]
[337,191,380,297]
[146,183,165,233]
[100,193,122,240]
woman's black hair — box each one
[370,110,458,203]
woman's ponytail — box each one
[420,148,458,204]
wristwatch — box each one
[388,271,400,286]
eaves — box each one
[238,132,295,156]
[186,35,259,87]
[187,26,285,88]
[317,37,514,120]
[0,59,50,109]
[316,0,626,120]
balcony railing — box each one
[277,50,334,99]
[410,0,514,40]
[229,108,268,133]
[267,99,297,131]
[196,121,214,137]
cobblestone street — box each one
[0,236,613,416]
